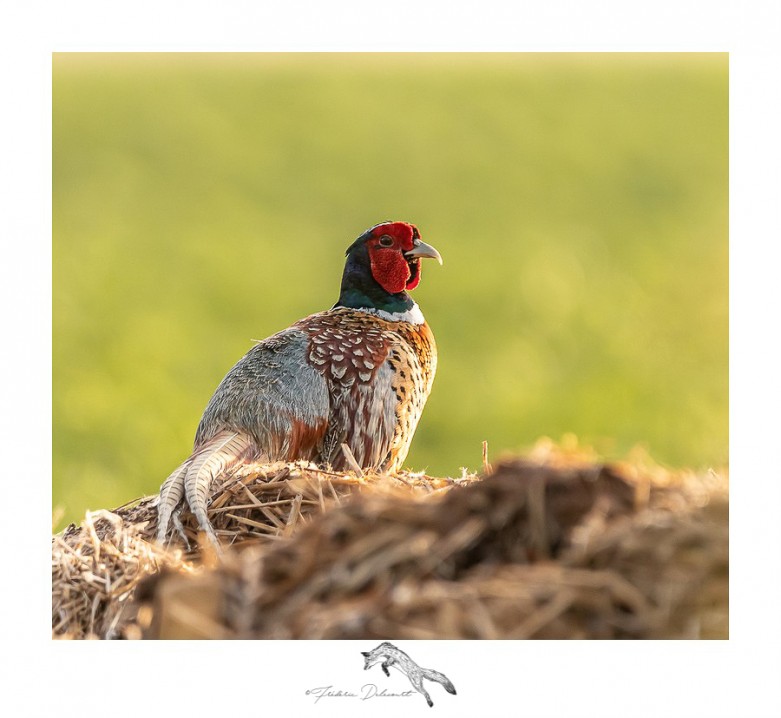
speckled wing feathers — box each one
[296,307,436,473]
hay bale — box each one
[52,509,187,639]
[52,460,474,638]
[52,449,728,640]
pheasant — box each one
[156,221,442,545]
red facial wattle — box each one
[366,222,416,294]
[365,221,435,294]
[405,258,421,290]
[369,247,414,294]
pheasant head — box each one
[337,221,442,316]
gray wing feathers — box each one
[194,328,330,456]
[156,329,329,545]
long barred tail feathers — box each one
[156,458,192,544]
[156,430,257,547]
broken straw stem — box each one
[341,443,365,477]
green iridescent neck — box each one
[335,245,415,314]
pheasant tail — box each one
[156,458,192,544]
[156,430,258,545]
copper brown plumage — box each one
[156,221,442,545]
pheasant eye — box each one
[378,235,394,247]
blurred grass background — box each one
[53,53,728,529]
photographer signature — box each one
[305,684,415,703]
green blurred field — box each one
[53,53,728,529]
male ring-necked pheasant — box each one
[156,221,442,545]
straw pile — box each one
[52,442,728,640]
[52,460,472,638]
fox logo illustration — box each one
[361,642,457,707]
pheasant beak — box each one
[404,240,443,265]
